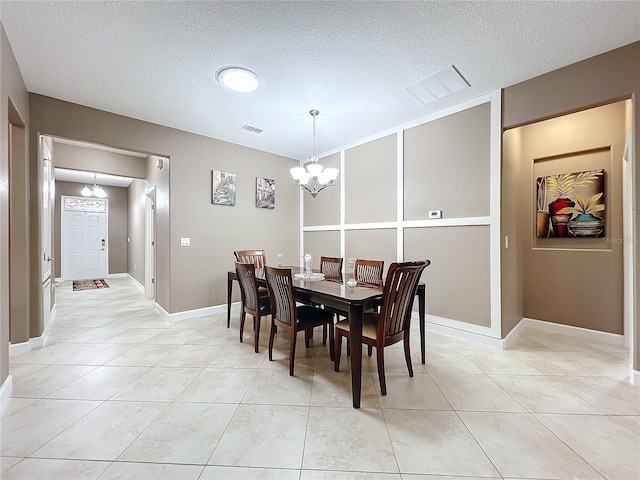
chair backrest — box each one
[234,250,267,269]
[354,259,384,286]
[235,262,260,312]
[320,256,343,279]
[265,266,296,327]
[377,260,430,340]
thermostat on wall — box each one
[428,210,442,219]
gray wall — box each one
[518,102,625,334]
[501,41,639,370]
[128,178,146,285]
[29,94,300,315]
[54,142,147,179]
[303,102,493,326]
[54,181,129,278]
[1,22,30,385]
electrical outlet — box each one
[180,237,191,247]
[428,210,442,219]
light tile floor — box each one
[2,277,639,479]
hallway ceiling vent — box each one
[405,65,470,106]
[241,124,263,134]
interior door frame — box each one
[61,195,110,281]
[145,186,156,300]
[40,137,54,332]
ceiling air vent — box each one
[241,124,263,134]
[405,66,470,106]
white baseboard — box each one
[520,317,624,346]
[9,336,44,356]
[128,274,145,293]
[501,318,528,350]
[107,273,128,279]
[155,301,241,321]
[411,313,503,348]
[632,369,640,386]
[0,375,12,398]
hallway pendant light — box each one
[290,110,339,198]
[81,173,107,198]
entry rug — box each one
[72,279,109,291]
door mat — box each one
[72,279,109,291]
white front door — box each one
[62,196,109,281]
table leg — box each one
[419,286,426,364]
[348,303,363,408]
[227,273,233,329]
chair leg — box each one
[254,315,261,353]
[304,328,311,348]
[268,320,276,361]
[334,331,342,372]
[377,347,387,396]
[367,345,373,357]
[322,323,327,344]
[239,311,246,343]
[404,333,413,377]
[289,329,297,376]
[346,339,351,356]
[328,321,335,361]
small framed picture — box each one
[211,170,236,206]
[256,177,275,209]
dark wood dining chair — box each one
[234,249,269,297]
[336,258,385,356]
[265,266,335,376]
[334,260,430,395]
[354,258,384,286]
[319,256,344,344]
[320,256,343,280]
[235,262,271,353]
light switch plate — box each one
[180,237,191,247]
[428,210,442,219]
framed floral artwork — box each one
[536,169,605,238]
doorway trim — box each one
[145,186,156,300]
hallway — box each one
[1,277,639,479]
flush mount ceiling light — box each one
[216,67,260,93]
[290,110,339,198]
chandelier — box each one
[81,173,107,198]
[290,110,339,198]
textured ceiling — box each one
[1,1,639,160]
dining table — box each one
[227,266,426,408]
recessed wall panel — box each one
[404,226,491,327]
[304,153,340,226]
[345,134,396,224]
[303,230,341,270]
[345,229,396,278]
[404,103,490,221]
